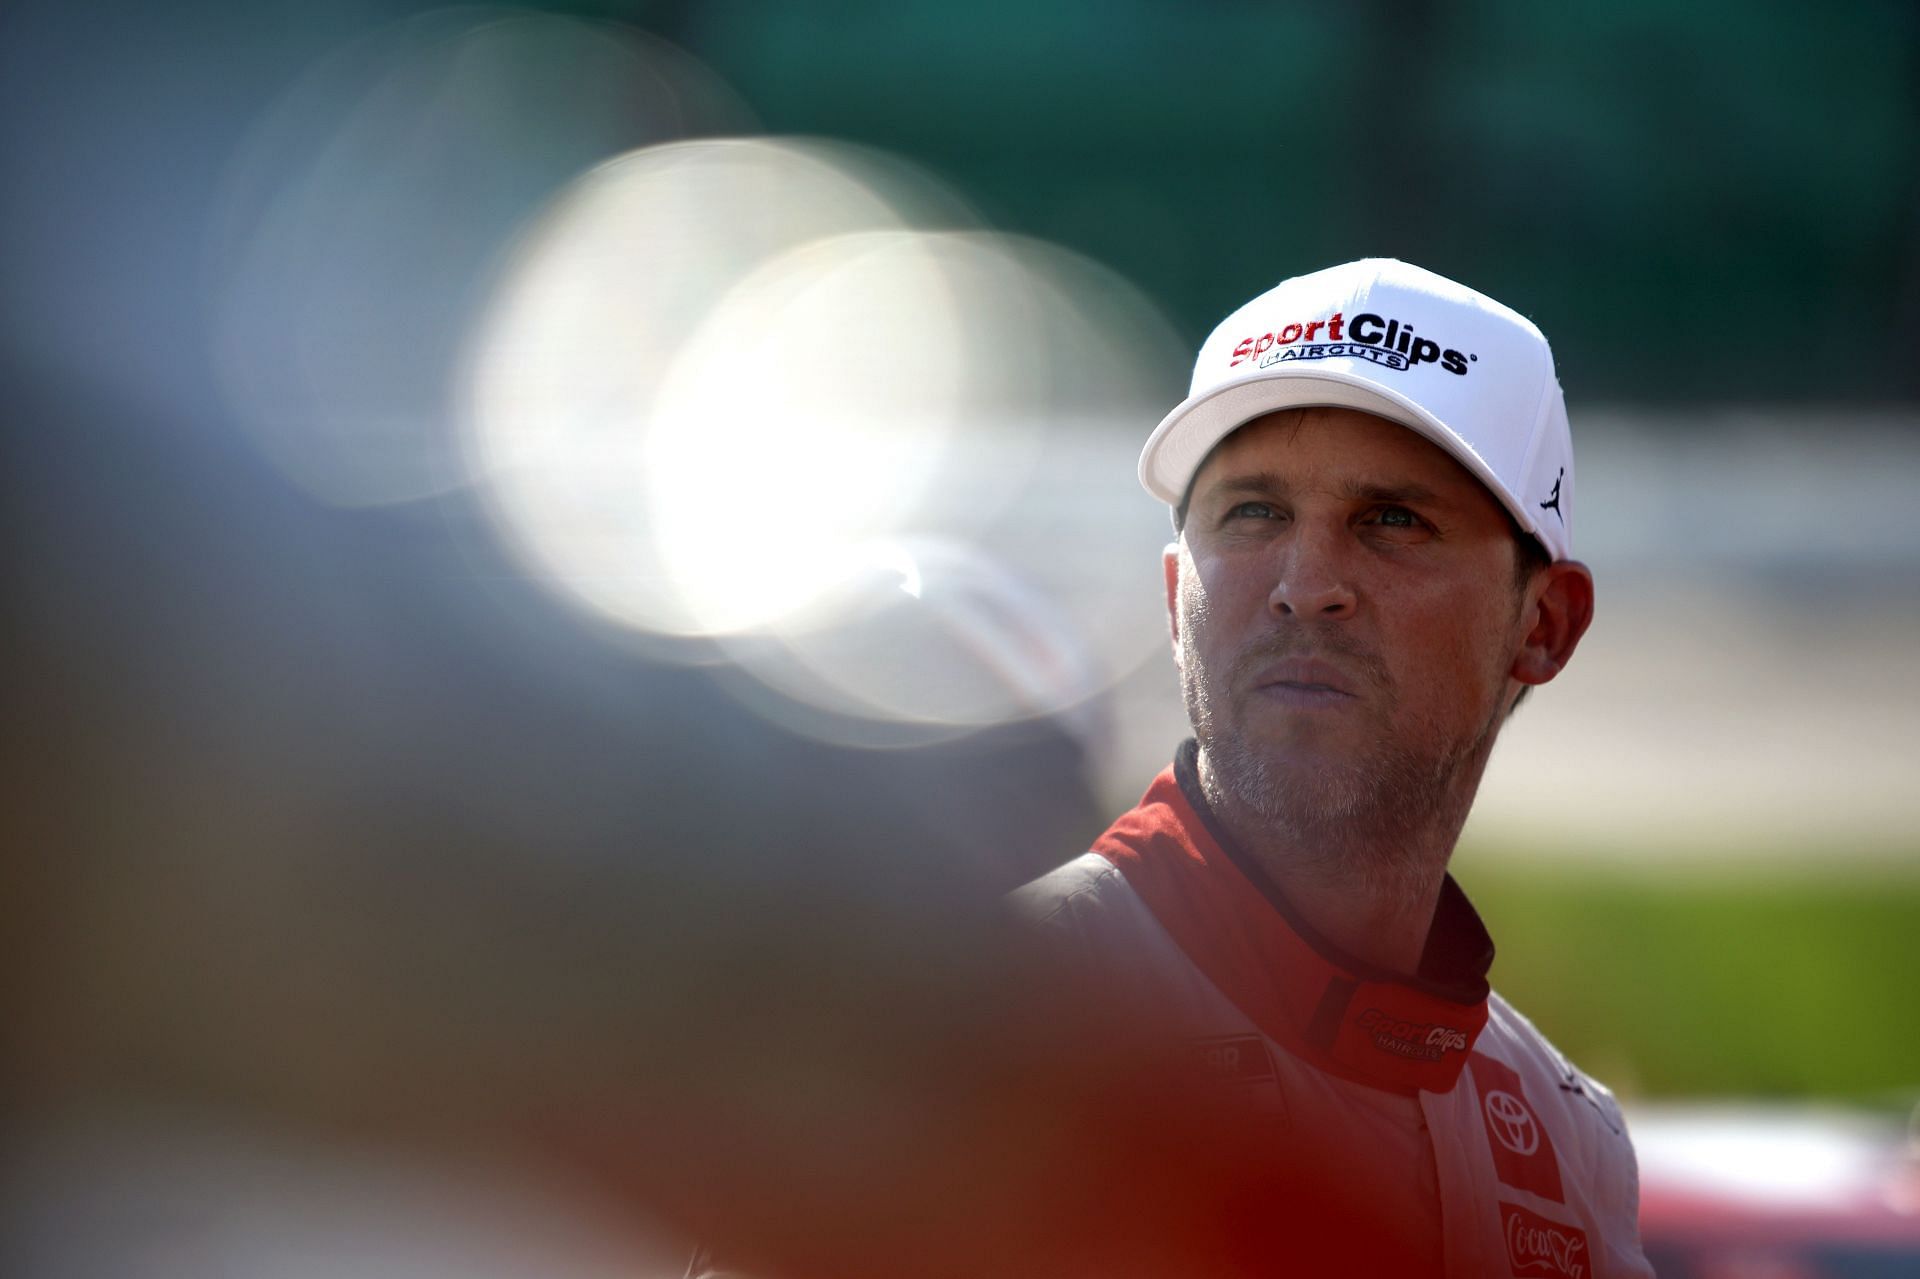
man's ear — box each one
[1511,560,1595,687]
[1163,543,1183,667]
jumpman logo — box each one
[1540,468,1564,522]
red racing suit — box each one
[1011,742,1653,1279]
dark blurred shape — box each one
[0,1111,670,1279]
[0,6,1122,1262]
[0,352,1112,1266]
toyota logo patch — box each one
[1484,1089,1541,1156]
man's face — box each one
[1167,407,1534,834]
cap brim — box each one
[1138,367,1547,548]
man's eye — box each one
[1228,501,1277,520]
[1372,506,1420,528]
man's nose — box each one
[1267,524,1358,620]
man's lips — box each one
[1248,657,1359,702]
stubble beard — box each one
[1180,625,1504,916]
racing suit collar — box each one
[1171,740,1495,1005]
[1092,741,1494,1094]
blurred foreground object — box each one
[0,1113,675,1279]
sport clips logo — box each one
[1228,312,1476,376]
[1354,1007,1469,1062]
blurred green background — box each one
[1459,857,1920,1100]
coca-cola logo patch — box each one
[1500,1202,1589,1279]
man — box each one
[1013,259,1652,1277]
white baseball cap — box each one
[1139,258,1575,561]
